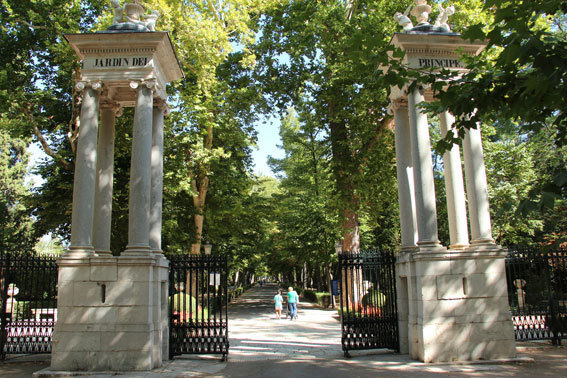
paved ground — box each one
[3,283,567,377]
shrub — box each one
[361,289,386,308]
[170,293,208,321]
[302,290,331,307]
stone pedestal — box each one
[396,247,515,362]
[51,255,169,371]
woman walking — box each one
[274,290,283,320]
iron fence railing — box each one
[338,250,399,357]
[505,246,567,345]
[0,252,58,359]
[168,253,229,360]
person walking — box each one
[287,286,299,320]
[274,290,283,320]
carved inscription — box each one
[407,56,464,70]
[418,58,462,68]
[83,56,152,70]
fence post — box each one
[0,253,7,360]
[545,253,560,346]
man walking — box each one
[287,286,299,320]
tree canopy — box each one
[1,0,565,283]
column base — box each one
[414,242,448,255]
[123,244,152,256]
[469,238,498,250]
[448,243,470,251]
[65,245,95,258]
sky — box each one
[252,116,284,177]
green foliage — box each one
[361,289,386,308]
[0,129,35,251]
[254,0,407,252]
[34,235,66,256]
[421,0,567,225]
[302,290,331,307]
[170,293,208,320]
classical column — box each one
[68,82,102,256]
[124,80,155,255]
[439,112,469,249]
[93,104,119,255]
[463,125,495,245]
[150,102,166,255]
[407,86,442,247]
[393,100,417,250]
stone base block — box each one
[397,246,516,363]
[51,255,169,372]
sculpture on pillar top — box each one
[410,0,432,25]
[434,4,455,32]
[394,0,456,34]
[394,5,414,32]
[108,0,160,32]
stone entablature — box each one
[389,33,485,73]
[64,32,182,106]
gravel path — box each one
[227,283,343,361]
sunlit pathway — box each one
[227,283,343,361]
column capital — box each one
[388,98,409,114]
[100,101,123,117]
[75,81,103,93]
[154,99,170,116]
[130,79,158,91]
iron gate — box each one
[338,250,399,357]
[505,247,567,344]
[169,253,229,360]
[1,252,58,360]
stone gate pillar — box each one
[388,2,515,363]
[49,9,183,373]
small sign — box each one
[331,279,340,296]
[210,273,221,286]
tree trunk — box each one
[328,100,362,307]
[190,124,213,255]
[234,271,240,288]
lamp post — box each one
[203,244,212,255]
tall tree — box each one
[268,107,337,290]
[255,0,407,253]
[0,130,35,252]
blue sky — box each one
[252,115,284,177]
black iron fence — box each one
[168,253,229,360]
[338,250,399,357]
[0,252,58,359]
[505,246,567,344]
